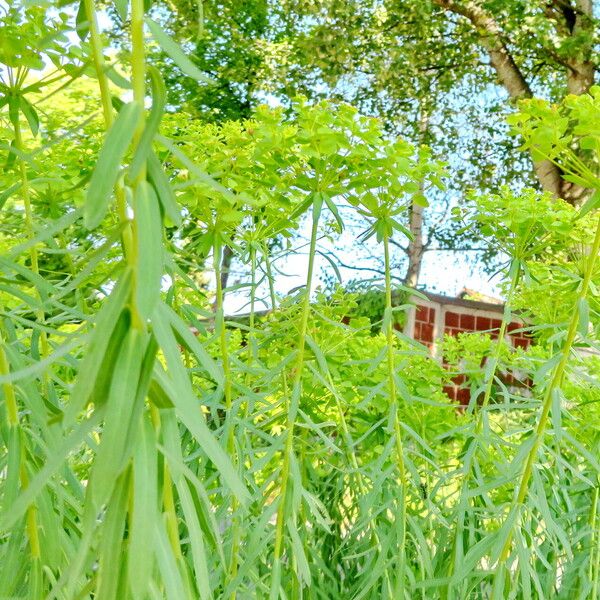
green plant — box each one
[0,4,599,600]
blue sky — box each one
[223,206,503,314]
[80,9,505,314]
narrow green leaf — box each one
[0,414,100,530]
[128,415,158,599]
[106,64,132,89]
[0,335,86,385]
[129,67,166,181]
[177,480,213,600]
[89,328,145,508]
[323,193,344,231]
[0,182,21,211]
[148,373,175,409]
[161,302,223,385]
[20,97,39,136]
[287,519,311,586]
[75,0,89,41]
[160,409,225,563]
[146,18,213,83]
[305,334,329,375]
[312,191,324,220]
[155,522,189,600]
[96,473,130,600]
[7,96,19,128]
[0,256,54,300]
[134,181,163,320]
[85,101,141,229]
[7,208,82,259]
[114,0,128,21]
[0,523,25,594]
[578,297,589,337]
[317,249,342,282]
[579,189,600,218]
[157,134,237,202]
[147,152,182,226]
[4,140,17,171]
[62,270,133,426]
[151,304,249,503]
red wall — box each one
[413,305,435,349]
[410,303,532,405]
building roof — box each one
[224,286,506,322]
[457,287,503,305]
[414,289,505,314]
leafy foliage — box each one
[0,3,599,600]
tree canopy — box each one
[142,0,597,285]
[0,3,599,599]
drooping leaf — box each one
[85,101,141,229]
[128,415,158,599]
[129,67,166,181]
[20,97,39,136]
[134,181,163,321]
[146,18,214,84]
[147,152,182,226]
[151,303,249,503]
[89,328,146,508]
[75,0,89,41]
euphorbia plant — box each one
[158,98,447,597]
[489,89,600,596]
[446,188,575,591]
[464,187,574,418]
[348,137,444,596]
[1,2,246,598]
[0,5,87,594]
[1,3,599,599]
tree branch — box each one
[565,0,595,95]
[433,0,531,98]
[432,0,591,203]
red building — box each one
[404,289,532,403]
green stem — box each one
[19,459,41,560]
[263,241,277,311]
[83,0,133,246]
[382,232,407,593]
[477,260,520,423]
[127,0,147,332]
[589,482,599,598]
[248,244,257,366]
[213,239,241,596]
[242,243,258,417]
[213,239,234,424]
[82,0,113,126]
[13,114,50,367]
[495,215,600,578]
[130,0,146,155]
[270,201,320,600]
[0,330,40,561]
[8,77,43,568]
[0,335,18,427]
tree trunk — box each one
[559,0,595,204]
[404,108,429,288]
[212,243,234,311]
[404,201,425,288]
[219,243,234,292]
[567,1,595,94]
